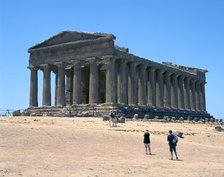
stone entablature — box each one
[26,30,210,118]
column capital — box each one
[87,57,98,64]
[55,62,65,68]
[164,72,172,77]
[178,75,185,80]
[28,65,39,71]
[149,66,156,72]
[40,64,51,71]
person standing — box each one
[143,130,151,155]
[167,130,178,160]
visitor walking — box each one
[143,130,151,155]
[109,111,117,127]
[167,130,179,160]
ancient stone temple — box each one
[24,30,212,119]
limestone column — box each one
[66,69,73,106]
[129,63,138,105]
[54,72,58,106]
[139,66,147,105]
[171,74,178,109]
[178,76,185,110]
[89,60,98,104]
[105,58,116,104]
[120,61,128,104]
[29,66,38,107]
[190,79,196,111]
[156,69,164,108]
[56,62,66,106]
[73,61,82,104]
[42,64,51,106]
[147,67,156,107]
[195,81,201,111]
[200,82,206,112]
[164,72,171,109]
[184,77,191,110]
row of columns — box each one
[29,59,206,112]
[104,59,206,112]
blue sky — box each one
[0,0,223,119]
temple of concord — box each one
[24,30,212,119]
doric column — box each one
[42,64,51,106]
[56,62,66,106]
[139,66,147,105]
[190,79,196,111]
[73,61,82,104]
[184,77,191,110]
[105,57,116,104]
[171,74,178,109]
[66,69,73,106]
[156,69,164,108]
[89,60,98,104]
[120,60,128,104]
[128,63,136,105]
[178,76,185,110]
[164,72,171,109]
[29,66,38,107]
[147,67,156,107]
[54,71,58,106]
[200,82,206,112]
[195,80,201,111]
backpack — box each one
[172,135,178,144]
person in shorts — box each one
[110,111,117,127]
[167,130,178,160]
[143,130,151,155]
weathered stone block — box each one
[103,116,110,121]
[132,114,139,121]
[12,109,21,116]
[118,117,125,123]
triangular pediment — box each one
[29,30,115,51]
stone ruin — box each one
[22,30,213,120]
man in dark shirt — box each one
[143,130,151,155]
[167,130,178,160]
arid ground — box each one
[0,116,224,177]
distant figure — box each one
[143,130,151,155]
[167,130,178,160]
[110,111,117,127]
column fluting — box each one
[42,64,51,106]
[29,66,38,107]
[89,61,98,104]
[56,62,66,106]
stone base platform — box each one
[22,104,213,120]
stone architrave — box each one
[89,59,98,104]
[42,64,51,106]
[56,62,66,106]
[73,61,82,104]
[29,66,38,107]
